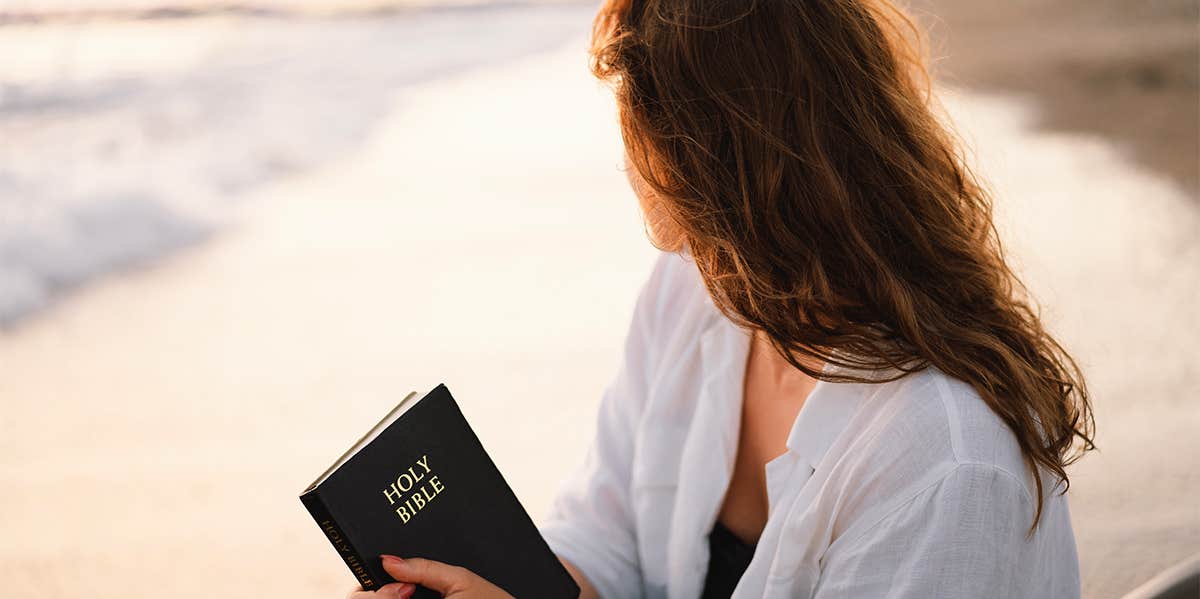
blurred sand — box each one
[911,0,1200,197]
[0,19,1198,599]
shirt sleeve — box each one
[813,462,1043,599]
[538,254,672,599]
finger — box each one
[345,583,415,599]
[380,555,475,594]
[376,583,417,599]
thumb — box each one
[380,555,475,594]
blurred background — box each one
[0,1,1196,598]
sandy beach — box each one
[912,0,1200,197]
[0,5,1197,599]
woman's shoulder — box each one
[828,365,1044,509]
[634,249,725,346]
[642,249,709,311]
[818,367,1078,570]
[807,367,1080,594]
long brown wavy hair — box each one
[591,0,1095,534]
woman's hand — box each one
[345,555,515,599]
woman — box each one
[351,0,1095,597]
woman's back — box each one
[540,250,1081,598]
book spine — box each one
[301,492,381,591]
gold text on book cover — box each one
[382,454,445,524]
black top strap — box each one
[700,519,758,599]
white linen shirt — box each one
[539,250,1081,598]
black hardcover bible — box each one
[300,384,579,599]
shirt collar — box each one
[788,356,901,469]
[699,303,883,473]
[697,279,910,465]
[784,369,856,470]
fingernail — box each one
[380,554,404,567]
[377,582,414,599]
[376,583,415,597]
